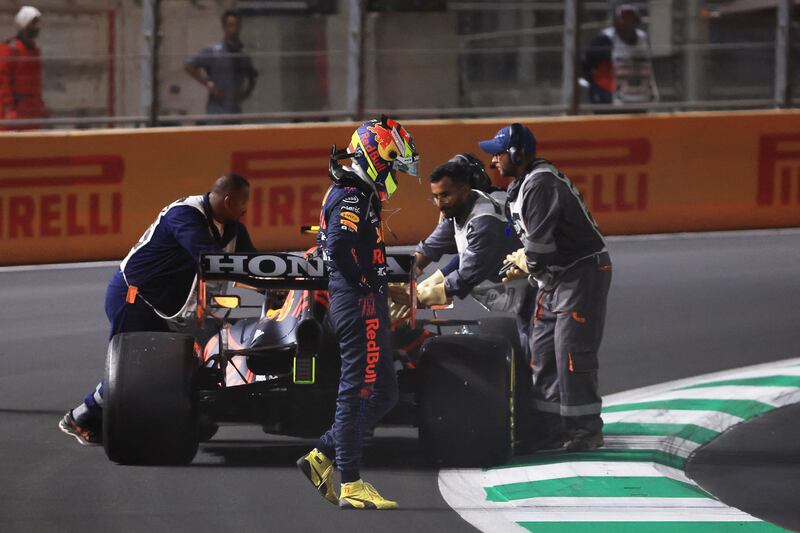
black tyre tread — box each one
[477,316,532,451]
[477,316,523,357]
[418,334,513,467]
[103,331,199,465]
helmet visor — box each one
[392,136,419,177]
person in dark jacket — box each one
[424,153,506,280]
[414,159,518,305]
[480,123,612,452]
[412,156,536,365]
[0,6,45,129]
[297,117,418,510]
[59,173,255,446]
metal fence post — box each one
[141,0,160,126]
[346,0,366,121]
[775,0,794,108]
[684,0,701,104]
[562,0,581,115]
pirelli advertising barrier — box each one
[1,110,800,266]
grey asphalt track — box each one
[1,229,799,532]
[688,402,800,532]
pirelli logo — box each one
[542,138,650,213]
[231,149,329,229]
[0,155,124,240]
[758,134,800,206]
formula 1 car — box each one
[101,250,529,467]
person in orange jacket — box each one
[0,6,46,129]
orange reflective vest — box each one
[0,36,45,127]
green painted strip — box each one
[497,449,686,471]
[518,522,790,533]
[681,375,800,390]
[602,399,774,419]
[603,423,719,445]
[485,476,707,502]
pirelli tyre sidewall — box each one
[419,328,515,467]
[103,332,199,465]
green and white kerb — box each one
[439,357,800,533]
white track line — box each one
[604,357,800,406]
[463,507,762,523]
[439,357,800,533]
[602,409,743,433]
[0,260,119,273]
[490,497,726,510]
[604,227,800,242]
[606,386,800,409]
[4,227,799,272]
[600,435,700,458]
[476,461,695,487]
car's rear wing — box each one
[200,252,416,290]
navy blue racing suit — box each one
[83,193,254,415]
[315,183,398,482]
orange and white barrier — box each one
[1,110,799,266]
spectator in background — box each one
[185,9,258,123]
[582,3,659,109]
[0,6,46,129]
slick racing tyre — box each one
[419,333,514,467]
[103,332,199,465]
[477,316,523,359]
[478,316,531,452]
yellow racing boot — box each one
[297,448,338,505]
[339,479,398,510]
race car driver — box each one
[59,173,255,445]
[481,123,611,453]
[297,117,419,510]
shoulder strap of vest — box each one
[464,190,506,226]
[473,189,503,214]
[518,162,559,191]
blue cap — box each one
[478,124,537,156]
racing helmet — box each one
[449,153,492,192]
[347,116,419,200]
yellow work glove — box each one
[502,267,530,283]
[501,248,529,283]
[388,282,411,307]
[505,248,529,273]
[417,280,449,307]
[417,269,445,291]
[389,300,411,322]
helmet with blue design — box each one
[347,116,419,201]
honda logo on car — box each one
[204,253,325,278]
